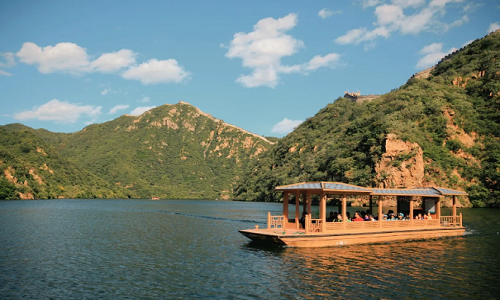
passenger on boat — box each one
[336,214,343,222]
[352,212,364,222]
[300,212,307,229]
[397,213,404,220]
[425,212,432,219]
[327,212,335,222]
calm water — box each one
[0,199,499,299]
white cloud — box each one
[391,0,426,8]
[359,0,382,9]
[122,59,190,84]
[226,13,303,88]
[140,96,151,103]
[272,118,303,134]
[462,39,474,47]
[337,0,468,46]
[0,70,13,76]
[109,104,130,114]
[15,42,136,75]
[415,42,456,69]
[419,42,443,55]
[16,42,91,74]
[225,13,340,88]
[305,53,341,70]
[15,42,188,85]
[101,89,111,96]
[14,99,102,123]
[130,106,156,116]
[90,49,136,73]
[488,22,500,33]
[335,27,390,45]
[318,8,341,19]
[0,52,16,68]
[462,3,483,13]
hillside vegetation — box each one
[234,31,500,207]
[0,102,273,200]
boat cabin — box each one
[272,182,466,234]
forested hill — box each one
[0,102,274,200]
[234,31,500,207]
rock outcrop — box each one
[375,134,425,188]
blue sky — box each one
[0,0,499,137]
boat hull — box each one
[239,227,465,248]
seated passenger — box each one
[326,211,335,222]
[397,213,404,220]
[352,212,364,221]
[426,212,432,219]
[336,214,343,222]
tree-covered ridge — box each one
[234,31,500,207]
[0,124,123,199]
[0,102,273,200]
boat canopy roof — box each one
[274,182,468,197]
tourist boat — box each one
[239,182,467,247]
[151,197,160,200]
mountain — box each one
[234,31,500,207]
[0,102,273,200]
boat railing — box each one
[265,213,462,232]
[267,212,285,229]
[306,218,323,233]
[324,218,448,232]
[440,214,462,227]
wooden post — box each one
[283,192,289,224]
[320,192,326,232]
[369,195,373,215]
[378,196,383,228]
[436,198,441,220]
[409,196,414,227]
[295,192,300,229]
[305,214,309,233]
[460,212,463,227]
[267,212,271,229]
[307,192,312,217]
[452,195,457,217]
[342,193,347,230]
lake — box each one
[1,199,499,299]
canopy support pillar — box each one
[436,198,441,219]
[307,193,312,217]
[452,195,457,217]
[295,191,301,229]
[369,195,373,215]
[410,196,414,226]
[378,196,383,228]
[320,192,326,232]
[342,193,347,230]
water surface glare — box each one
[0,199,499,299]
